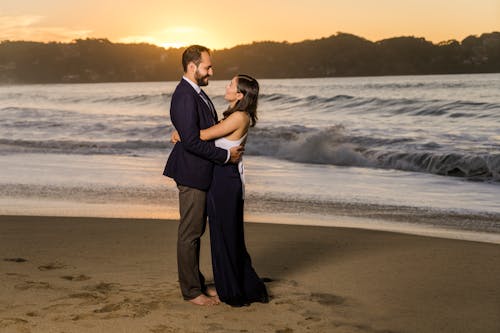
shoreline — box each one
[2,210,500,245]
[1,152,499,246]
[1,215,499,332]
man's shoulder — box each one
[177,78,196,90]
[173,79,196,97]
[171,81,199,113]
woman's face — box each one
[224,77,241,105]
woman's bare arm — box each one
[200,112,249,141]
[171,112,249,142]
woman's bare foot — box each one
[188,294,217,306]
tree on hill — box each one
[0,32,499,83]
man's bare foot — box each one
[205,286,218,297]
[204,287,220,304]
[188,294,217,306]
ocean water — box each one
[1,74,499,242]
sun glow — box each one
[2,1,498,50]
[118,26,208,49]
[118,35,186,49]
[155,26,209,49]
[159,41,187,49]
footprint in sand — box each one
[70,313,94,321]
[0,317,29,328]
[309,292,346,306]
[84,282,119,294]
[149,324,174,333]
[4,272,29,278]
[300,310,322,322]
[271,278,299,287]
[275,328,294,333]
[296,310,325,330]
[331,320,400,333]
[64,283,117,306]
[38,262,68,271]
[61,274,91,281]
[15,280,51,290]
[94,303,122,313]
[42,303,74,311]
[3,258,28,263]
[68,292,105,301]
[93,298,161,319]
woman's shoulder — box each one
[227,110,250,121]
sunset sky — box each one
[1,0,499,49]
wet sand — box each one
[1,215,499,333]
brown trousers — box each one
[176,185,208,300]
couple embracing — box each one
[163,45,269,307]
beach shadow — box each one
[246,223,412,279]
[245,223,350,278]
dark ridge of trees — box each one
[0,32,499,84]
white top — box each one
[215,134,247,199]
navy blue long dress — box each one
[207,151,269,307]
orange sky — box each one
[1,0,499,49]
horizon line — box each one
[2,31,499,51]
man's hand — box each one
[171,130,181,143]
[229,145,244,163]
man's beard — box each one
[195,69,210,86]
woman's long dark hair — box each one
[223,74,259,127]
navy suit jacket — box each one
[163,79,228,191]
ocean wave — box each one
[1,106,67,117]
[0,91,172,107]
[360,81,468,90]
[246,126,500,181]
[91,93,171,105]
[0,106,168,134]
[0,138,170,155]
[370,151,500,180]
[246,125,372,166]
[257,93,500,119]
[1,125,498,182]
[4,91,499,122]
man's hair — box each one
[182,45,210,72]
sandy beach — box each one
[0,215,499,333]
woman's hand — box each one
[171,130,181,143]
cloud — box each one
[0,15,92,42]
[0,14,43,29]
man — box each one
[163,45,242,306]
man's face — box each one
[194,51,213,86]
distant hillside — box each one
[0,32,499,83]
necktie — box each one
[199,90,217,121]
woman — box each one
[173,74,269,307]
